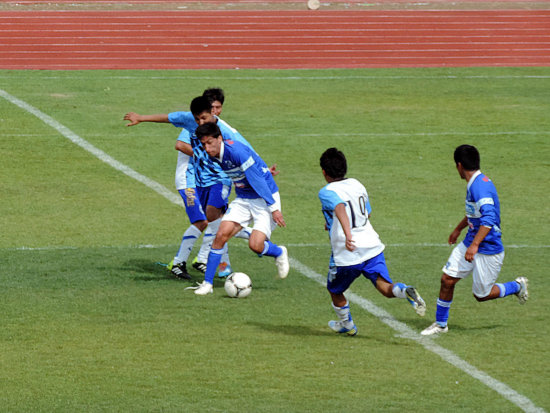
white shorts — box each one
[443,242,505,298]
[222,192,281,239]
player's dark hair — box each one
[320,147,347,179]
[203,87,225,105]
[454,144,480,171]
[190,96,212,116]
[195,122,222,140]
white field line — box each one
[0,89,180,206]
[290,258,546,413]
[1,89,546,413]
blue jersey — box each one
[462,171,503,254]
[168,112,252,188]
[213,139,278,208]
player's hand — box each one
[269,164,280,177]
[448,229,461,245]
[272,210,286,227]
[124,112,141,127]
[345,237,356,251]
[465,244,478,262]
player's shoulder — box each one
[216,117,237,132]
[334,177,366,192]
[223,139,251,162]
[471,172,497,192]
[224,137,245,149]
[168,111,194,126]
[319,182,344,199]
[168,111,191,120]
[345,177,365,188]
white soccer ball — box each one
[224,272,252,298]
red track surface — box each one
[1,10,549,69]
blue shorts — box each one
[179,188,205,224]
[327,252,393,295]
[197,183,231,213]
[179,184,231,223]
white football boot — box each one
[515,277,529,304]
[405,286,427,317]
[421,322,448,336]
[185,281,213,295]
[275,246,289,279]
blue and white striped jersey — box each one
[462,170,504,254]
[319,178,385,267]
[213,139,278,208]
[168,112,253,188]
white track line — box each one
[1,89,545,413]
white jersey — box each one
[175,151,194,190]
[318,178,384,267]
[174,128,195,191]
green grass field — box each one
[1,68,549,412]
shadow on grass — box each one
[447,323,503,333]
[121,259,185,282]
[247,321,390,342]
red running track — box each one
[1,10,549,69]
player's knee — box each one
[212,234,229,250]
[193,220,208,232]
[206,208,223,222]
[441,274,458,290]
[248,239,264,254]
[473,292,490,302]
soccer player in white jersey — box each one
[318,148,426,336]
[421,145,529,336]
[189,122,289,295]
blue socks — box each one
[260,240,282,258]
[435,298,452,327]
[392,282,407,299]
[204,248,223,285]
[496,281,521,298]
[433,281,521,328]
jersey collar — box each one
[467,170,482,190]
[217,141,225,162]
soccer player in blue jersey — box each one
[123,95,253,279]
[202,87,224,117]
[421,145,529,336]
[189,122,289,295]
[319,148,426,336]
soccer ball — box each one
[224,272,252,298]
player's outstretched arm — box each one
[123,112,170,127]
